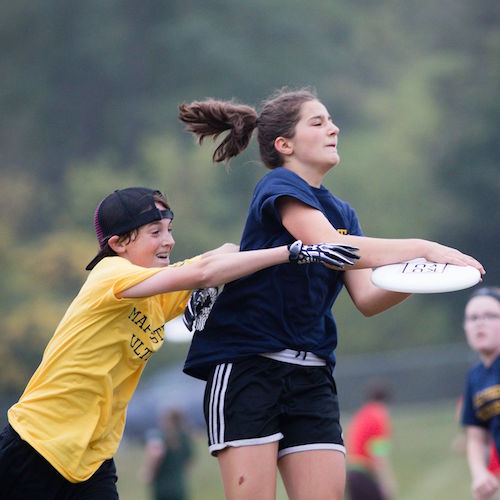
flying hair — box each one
[178,99,258,164]
[178,87,318,169]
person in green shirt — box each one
[143,409,194,500]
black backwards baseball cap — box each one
[86,187,174,271]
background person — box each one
[142,409,194,500]
[452,397,500,481]
[178,87,484,500]
[461,287,500,500]
[345,381,397,500]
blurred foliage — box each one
[0,0,498,394]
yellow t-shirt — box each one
[8,256,192,482]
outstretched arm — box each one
[120,245,290,298]
[119,241,358,298]
[198,242,240,257]
[278,197,484,271]
[278,197,484,315]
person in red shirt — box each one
[345,381,397,500]
[488,444,500,476]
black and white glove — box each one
[182,287,220,333]
[288,240,360,268]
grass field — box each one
[115,399,471,499]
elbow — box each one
[194,258,222,289]
[358,302,399,317]
[351,290,411,317]
[354,297,389,317]
[358,306,380,318]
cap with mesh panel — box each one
[86,187,173,271]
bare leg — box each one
[217,442,279,500]
[278,450,346,500]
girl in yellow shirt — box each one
[0,186,357,500]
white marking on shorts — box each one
[211,364,224,444]
[209,433,283,455]
[218,364,231,444]
[278,443,346,459]
[209,363,232,446]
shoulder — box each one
[492,355,500,372]
[320,188,356,214]
[83,257,132,289]
[85,257,165,300]
[87,256,157,285]
[253,167,319,205]
[249,167,323,218]
[313,187,362,234]
[362,402,389,420]
[254,167,307,192]
[88,256,135,276]
[466,361,490,386]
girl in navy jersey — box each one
[179,88,484,500]
[461,287,500,499]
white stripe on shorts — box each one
[278,442,346,459]
[209,433,283,455]
[208,363,232,447]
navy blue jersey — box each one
[462,355,500,455]
[183,167,363,380]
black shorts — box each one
[203,355,344,457]
[0,424,118,500]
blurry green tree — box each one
[0,0,498,394]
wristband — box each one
[288,240,302,262]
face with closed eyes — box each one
[464,295,500,364]
[285,99,340,171]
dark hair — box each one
[365,379,392,403]
[468,286,500,303]
[178,87,318,169]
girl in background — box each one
[462,287,500,500]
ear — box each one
[274,136,294,156]
[108,235,127,255]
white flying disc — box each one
[371,258,481,294]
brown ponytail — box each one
[178,99,258,164]
[179,87,317,169]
